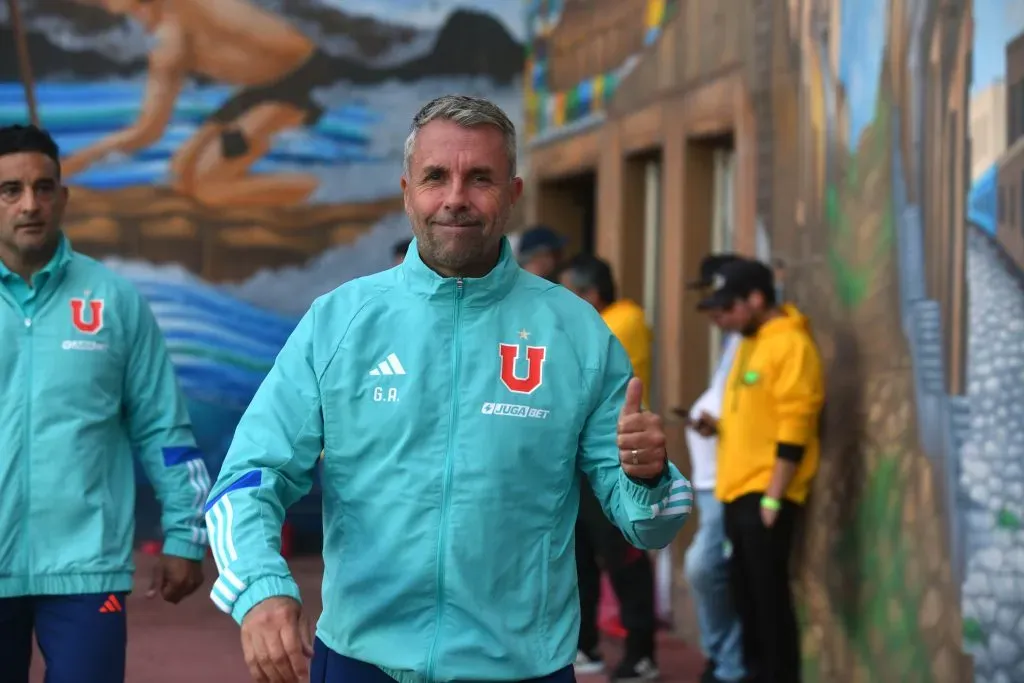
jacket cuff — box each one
[777,442,805,462]
[230,576,303,626]
[618,467,673,521]
[162,536,207,562]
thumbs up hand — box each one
[617,377,669,480]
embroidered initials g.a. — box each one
[70,298,104,335]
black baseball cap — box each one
[518,226,566,259]
[697,258,774,310]
[686,252,743,290]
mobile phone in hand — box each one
[671,406,698,429]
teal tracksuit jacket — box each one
[205,237,692,681]
[0,235,209,598]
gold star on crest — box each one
[518,328,530,340]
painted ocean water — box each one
[0,81,381,191]
[0,77,523,203]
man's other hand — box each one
[241,597,314,683]
[147,554,204,604]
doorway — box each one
[533,170,597,257]
[707,138,737,380]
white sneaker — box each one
[574,649,606,674]
[613,656,660,682]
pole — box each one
[7,0,41,127]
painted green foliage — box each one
[996,508,1022,531]
[832,455,935,682]
[825,93,895,310]
[798,601,823,683]
[962,617,986,647]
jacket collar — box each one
[400,236,519,307]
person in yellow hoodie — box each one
[692,258,823,683]
[560,254,660,681]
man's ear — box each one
[510,176,524,204]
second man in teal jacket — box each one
[0,125,208,683]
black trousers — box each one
[576,481,656,660]
[723,492,802,683]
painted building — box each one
[970,82,1005,182]
[525,0,1024,681]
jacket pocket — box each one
[536,531,552,652]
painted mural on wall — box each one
[524,0,671,140]
[771,2,962,680]
[769,0,1021,681]
[0,0,524,484]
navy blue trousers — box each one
[311,639,577,683]
[0,593,128,683]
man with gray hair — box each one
[205,93,693,683]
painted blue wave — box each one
[113,264,298,474]
[126,267,326,524]
[125,269,327,524]
[0,81,385,190]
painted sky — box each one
[972,0,1024,94]
[838,0,886,151]
[327,0,526,41]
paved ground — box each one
[29,552,705,682]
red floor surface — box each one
[29,553,704,682]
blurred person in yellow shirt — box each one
[560,253,659,682]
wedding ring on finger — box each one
[631,449,639,465]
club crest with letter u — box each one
[70,298,104,335]
[498,343,547,395]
